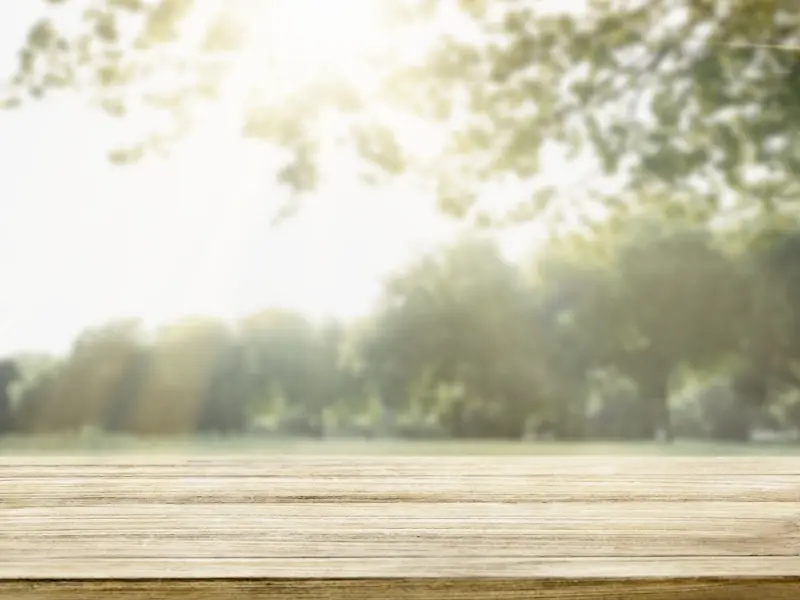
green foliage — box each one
[362,235,546,438]
[459,0,800,209]
[10,0,800,224]
[6,209,800,441]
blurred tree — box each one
[734,226,800,419]
[17,319,147,433]
[406,0,800,216]
[240,309,342,436]
[133,316,231,435]
[4,0,418,218]
[329,318,381,434]
[196,339,250,434]
[11,1,800,223]
[6,353,61,433]
[601,222,746,440]
[103,343,150,433]
[528,218,746,441]
[528,233,620,439]
[365,235,547,438]
[0,359,20,434]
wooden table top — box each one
[2,456,799,598]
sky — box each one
[0,1,584,357]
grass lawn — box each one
[0,433,798,455]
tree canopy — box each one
[0,219,799,442]
[5,1,800,443]
[10,0,800,223]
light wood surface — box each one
[1,456,800,598]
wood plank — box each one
[1,457,799,598]
[3,556,800,578]
[3,455,800,474]
[3,474,799,503]
[2,579,800,600]
[4,502,800,560]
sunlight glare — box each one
[236,0,386,87]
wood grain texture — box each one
[1,456,800,598]
[3,579,800,600]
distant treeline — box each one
[3,217,800,442]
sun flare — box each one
[233,0,386,87]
